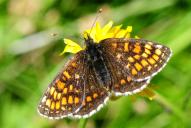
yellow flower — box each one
[61,21,133,54]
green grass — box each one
[1,0,191,128]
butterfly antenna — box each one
[89,8,103,36]
[50,33,58,37]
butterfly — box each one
[37,34,172,119]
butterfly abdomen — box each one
[86,43,111,88]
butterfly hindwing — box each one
[72,63,110,118]
[38,51,88,119]
[100,38,172,81]
[101,49,150,96]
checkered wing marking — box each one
[72,64,110,118]
[101,49,150,96]
[38,51,87,119]
[100,38,172,81]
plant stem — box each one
[78,119,88,128]
[154,91,188,123]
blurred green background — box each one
[1,0,191,128]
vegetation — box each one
[0,0,191,128]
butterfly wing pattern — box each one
[99,38,172,96]
[101,50,150,96]
[100,38,172,82]
[73,66,109,118]
[38,51,88,119]
[38,37,172,119]
[38,51,110,119]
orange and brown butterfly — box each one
[37,20,172,119]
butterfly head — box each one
[84,33,94,47]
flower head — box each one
[61,21,132,55]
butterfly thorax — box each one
[85,37,111,90]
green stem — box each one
[154,91,188,123]
[78,119,88,128]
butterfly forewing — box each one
[38,51,87,119]
[100,38,172,81]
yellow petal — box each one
[135,35,140,39]
[103,33,114,39]
[125,33,130,38]
[60,45,82,55]
[109,25,122,36]
[95,22,101,33]
[115,29,127,38]
[126,26,132,32]
[102,21,113,34]
[64,39,80,47]
[124,26,132,38]
[91,22,100,41]
[60,39,82,55]
[82,21,133,43]
[84,22,99,40]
